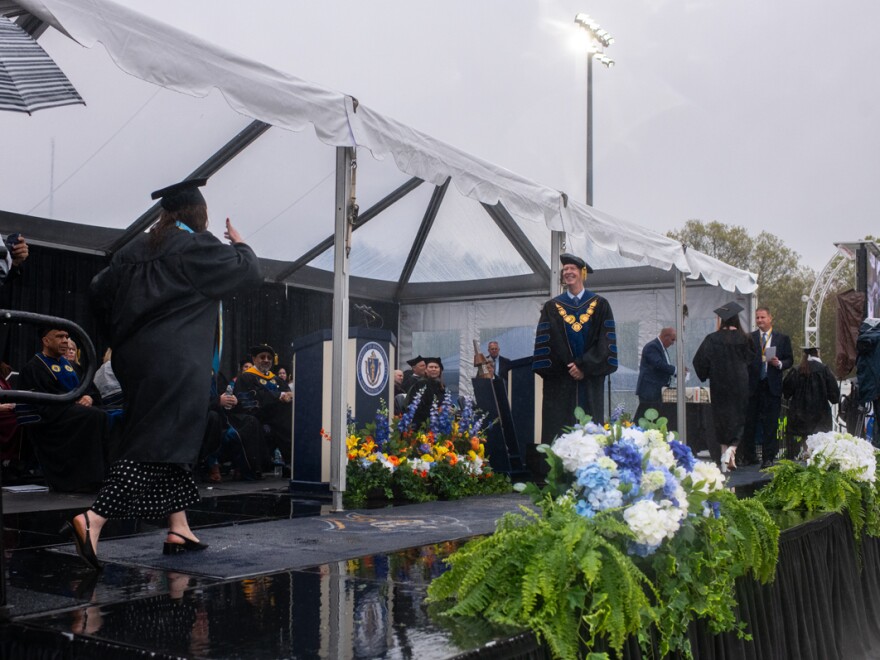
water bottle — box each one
[273,448,283,477]
[224,384,234,409]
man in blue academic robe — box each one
[19,327,109,492]
[532,254,617,443]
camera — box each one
[5,233,20,253]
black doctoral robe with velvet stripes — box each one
[532,291,617,442]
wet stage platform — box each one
[0,466,772,659]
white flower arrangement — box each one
[805,431,878,484]
[550,422,725,555]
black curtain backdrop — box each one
[0,244,398,380]
[603,512,880,660]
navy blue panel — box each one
[509,357,535,459]
[293,340,325,482]
[354,337,393,427]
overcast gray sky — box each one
[8,1,879,273]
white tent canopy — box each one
[7,0,757,294]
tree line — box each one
[667,220,856,377]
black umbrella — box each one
[0,14,83,114]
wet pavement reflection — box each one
[5,542,522,658]
[1,494,531,659]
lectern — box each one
[290,328,397,492]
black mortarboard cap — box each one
[424,357,443,369]
[713,301,744,322]
[150,177,208,212]
[406,355,425,367]
[560,253,594,274]
[249,344,276,358]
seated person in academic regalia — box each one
[18,327,109,492]
[404,357,447,431]
[401,355,426,393]
[201,371,266,482]
[233,343,292,464]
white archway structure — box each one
[804,248,851,348]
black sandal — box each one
[61,512,102,571]
[163,530,209,555]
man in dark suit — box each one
[742,307,793,468]
[487,341,512,381]
[634,327,677,419]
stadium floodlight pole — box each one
[574,13,614,206]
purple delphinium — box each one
[374,407,390,449]
[429,392,455,436]
[399,389,422,432]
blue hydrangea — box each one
[605,440,642,480]
[669,440,696,472]
[629,542,660,557]
[652,465,681,507]
[575,499,596,518]
[587,486,623,511]
[617,467,641,489]
[576,464,613,490]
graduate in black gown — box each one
[19,327,109,492]
[692,302,757,472]
[532,253,617,442]
[62,177,262,570]
[782,346,840,454]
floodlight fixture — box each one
[574,13,614,48]
[593,52,615,68]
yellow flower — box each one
[346,435,359,450]
[468,450,477,461]
[421,454,434,462]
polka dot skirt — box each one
[92,460,200,520]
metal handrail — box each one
[0,310,97,404]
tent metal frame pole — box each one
[330,146,355,512]
[674,267,687,443]
[394,178,450,301]
[550,230,564,295]
[481,202,551,281]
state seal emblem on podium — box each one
[356,341,388,396]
